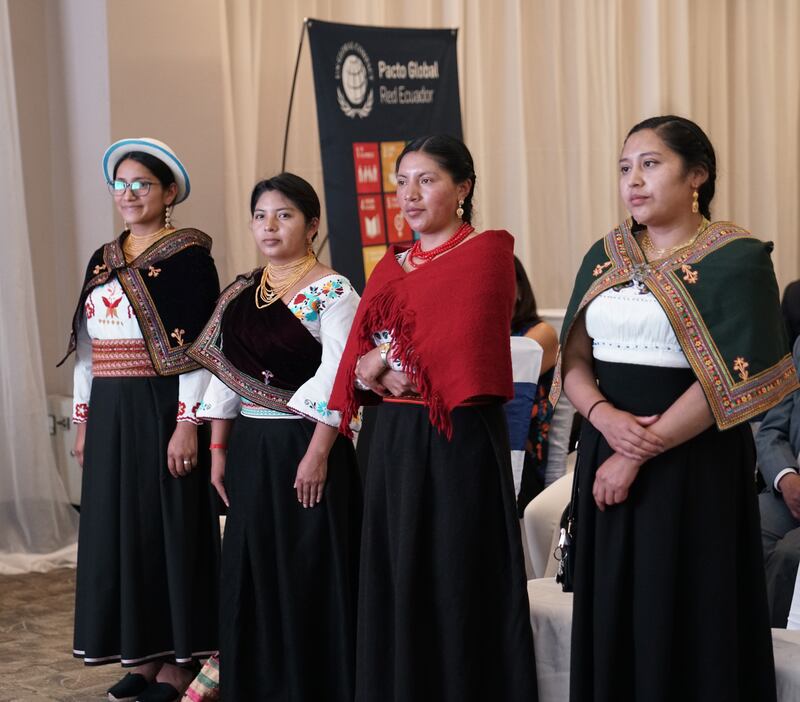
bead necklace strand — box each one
[254,253,317,309]
[407,222,475,269]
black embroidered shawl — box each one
[187,269,322,411]
[59,228,220,376]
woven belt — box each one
[92,339,157,377]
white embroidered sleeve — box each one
[177,368,212,424]
[72,319,93,423]
[197,374,241,421]
[288,284,362,430]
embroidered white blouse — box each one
[197,274,361,430]
[72,277,210,424]
[584,285,690,368]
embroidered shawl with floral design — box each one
[550,219,799,429]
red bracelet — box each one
[210,443,227,450]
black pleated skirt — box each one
[356,401,538,702]
[74,376,220,666]
[219,415,362,702]
[570,361,776,702]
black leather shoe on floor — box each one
[136,682,181,702]
[107,673,149,702]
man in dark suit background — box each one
[756,336,800,627]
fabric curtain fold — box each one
[215,0,800,306]
[0,0,78,574]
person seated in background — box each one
[511,256,559,512]
[757,335,800,627]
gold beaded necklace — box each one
[254,253,317,309]
[639,217,710,262]
[122,226,175,262]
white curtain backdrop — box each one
[218,0,265,276]
[214,0,800,307]
[0,0,78,574]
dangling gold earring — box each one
[691,190,699,214]
[164,205,173,228]
[456,199,465,219]
[123,221,130,231]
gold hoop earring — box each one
[456,199,465,219]
[691,190,699,214]
[164,205,173,228]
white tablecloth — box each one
[528,577,800,702]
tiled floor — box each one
[0,568,110,701]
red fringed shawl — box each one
[329,229,516,438]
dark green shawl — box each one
[550,219,798,429]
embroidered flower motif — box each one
[592,261,612,277]
[305,398,332,417]
[373,329,392,345]
[147,265,161,278]
[171,328,186,345]
[681,264,699,284]
[85,297,96,319]
[733,357,750,381]
[93,263,108,275]
[290,278,347,321]
[177,401,186,417]
[74,403,89,421]
[262,370,274,385]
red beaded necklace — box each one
[407,222,475,269]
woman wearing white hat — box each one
[60,138,221,702]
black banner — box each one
[307,19,462,290]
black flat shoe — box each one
[107,673,149,702]
[136,682,181,702]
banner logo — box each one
[335,42,374,118]
[309,20,462,289]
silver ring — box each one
[183,459,191,464]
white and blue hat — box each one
[102,137,191,204]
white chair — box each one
[507,336,543,497]
[527,578,800,702]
